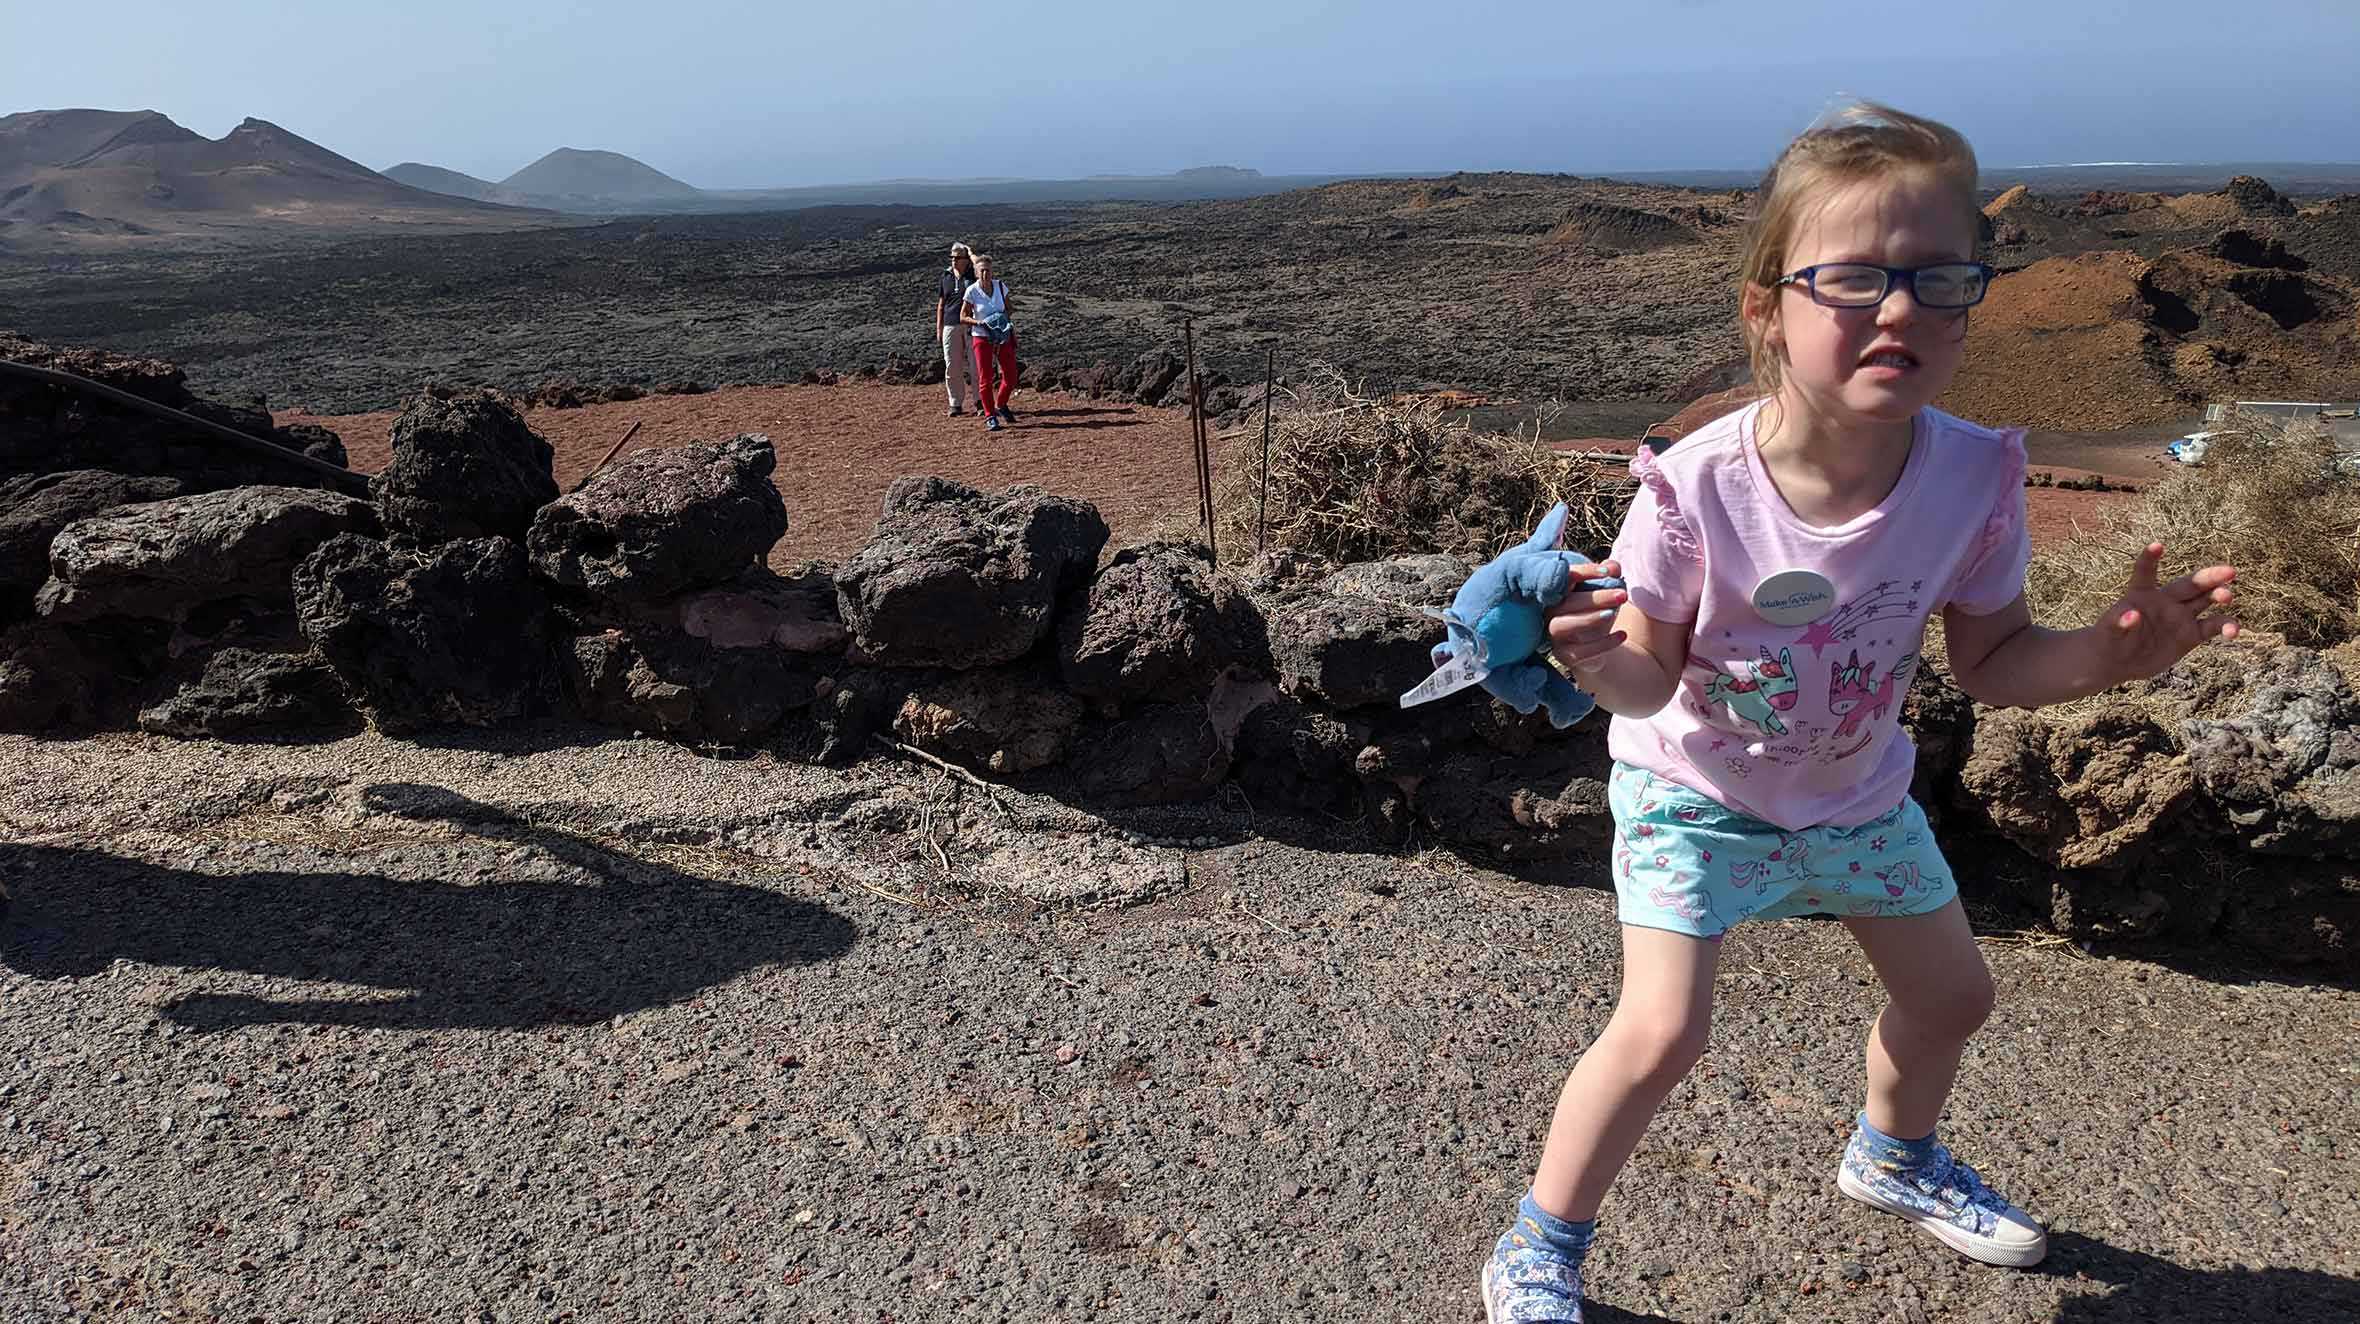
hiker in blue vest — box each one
[934,242,978,416]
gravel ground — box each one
[2,725,2356,1323]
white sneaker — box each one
[1480,1216,1585,1322]
[1837,1130,2048,1267]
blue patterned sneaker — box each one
[1480,1195,1590,1323]
[1837,1123,2047,1267]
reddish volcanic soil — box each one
[283,382,2159,566]
[282,384,1209,568]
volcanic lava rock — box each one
[529,433,787,603]
[1900,656,1976,824]
[1417,749,1612,860]
[2183,647,2360,854]
[0,622,106,731]
[294,533,553,731]
[2208,227,2307,270]
[1232,695,1366,819]
[0,334,353,491]
[1114,349,1186,406]
[1958,705,2196,872]
[276,423,349,468]
[136,647,354,738]
[1056,541,1255,712]
[0,618,168,732]
[34,486,378,623]
[565,624,817,745]
[2223,174,2297,218]
[0,470,186,617]
[836,477,1107,669]
[668,564,848,655]
[1262,557,1455,710]
[1074,703,1232,806]
[371,391,558,544]
[892,669,1083,774]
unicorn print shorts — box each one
[1607,762,1958,939]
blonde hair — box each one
[1738,101,1981,400]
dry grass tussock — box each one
[1211,366,1633,566]
[2025,416,2360,647]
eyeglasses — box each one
[1776,261,1993,309]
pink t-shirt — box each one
[1607,401,2031,829]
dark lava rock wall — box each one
[2,339,2354,974]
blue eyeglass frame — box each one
[1776,261,1995,309]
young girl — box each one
[1482,102,2240,1321]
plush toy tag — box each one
[1399,650,1490,708]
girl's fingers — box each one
[2127,543,2164,593]
[2165,564,2238,603]
[1566,586,1628,615]
[1559,632,1626,664]
[1548,609,1619,643]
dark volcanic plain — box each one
[7,169,2359,435]
[0,178,1747,416]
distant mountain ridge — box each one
[500,147,701,200]
[382,162,524,206]
[0,108,546,247]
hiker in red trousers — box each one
[960,253,1018,430]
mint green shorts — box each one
[1607,762,1958,939]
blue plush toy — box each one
[1419,502,1625,727]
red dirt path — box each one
[282,382,2148,565]
[281,384,1208,568]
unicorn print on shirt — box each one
[1699,645,1800,739]
[1828,649,1919,759]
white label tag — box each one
[1751,570,1837,626]
[1399,653,1490,708]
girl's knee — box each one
[1606,1002,1711,1085]
[1897,964,1995,1040]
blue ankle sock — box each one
[1498,1191,1596,1263]
[1853,1112,1939,1173]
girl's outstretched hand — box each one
[2097,543,2238,681]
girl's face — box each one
[1752,171,1975,430]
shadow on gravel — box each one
[1572,1304,1677,1323]
[1025,418,1160,433]
[2064,932,2360,991]
[0,782,855,1032]
[2043,1232,2360,1321]
[1018,405,1138,420]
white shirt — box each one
[962,279,1008,338]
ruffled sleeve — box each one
[1947,427,2032,614]
[1610,446,1705,623]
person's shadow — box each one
[2044,1231,2360,1321]
[0,782,855,1031]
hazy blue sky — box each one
[9,0,2355,188]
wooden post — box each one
[575,419,643,492]
[1183,322,1217,561]
[1257,348,1275,556]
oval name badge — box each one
[1752,569,1836,626]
